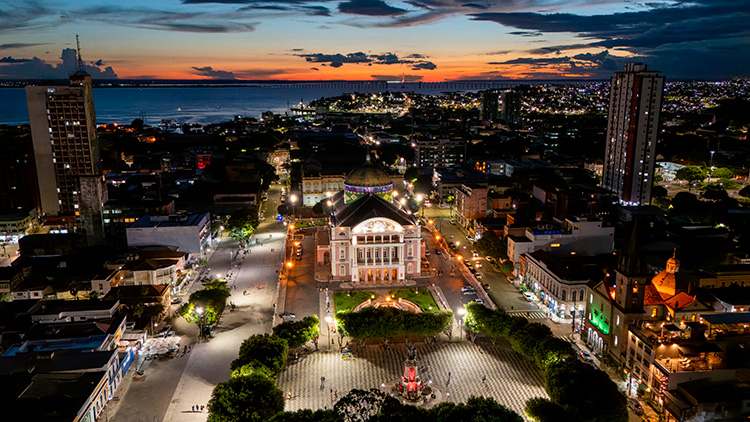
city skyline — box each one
[0,0,748,81]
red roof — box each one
[663,291,696,310]
[644,284,665,306]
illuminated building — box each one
[602,63,664,205]
[325,160,422,283]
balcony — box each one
[654,354,725,374]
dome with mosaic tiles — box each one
[343,158,393,204]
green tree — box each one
[231,334,289,378]
[675,166,707,183]
[473,230,507,260]
[336,308,452,345]
[225,208,261,239]
[273,315,320,349]
[524,397,576,422]
[429,396,523,422]
[499,260,515,273]
[651,185,668,198]
[740,185,750,198]
[269,409,342,422]
[208,372,284,422]
[711,167,733,179]
[702,185,729,201]
[404,167,420,182]
[178,279,231,327]
[333,389,399,422]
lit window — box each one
[589,294,593,304]
[551,243,560,247]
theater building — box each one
[328,159,422,283]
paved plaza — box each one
[277,340,547,417]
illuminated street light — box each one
[325,316,334,349]
[399,198,407,206]
[286,261,293,268]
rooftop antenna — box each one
[75,34,85,72]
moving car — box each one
[170,297,182,304]
[435,249,442,255]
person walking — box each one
[482,375,486,383]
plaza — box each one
[277,340,547,417]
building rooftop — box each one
[129,213,208,228]
[331,192,416,228]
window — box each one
[589,294,593,304]
[340,249,345,260]
[407,263,413,273]
[580,290,584,301]
[339,265,346,276]
[614,336,619,346]
[561,290,566,301]
[651,308,657,317]
[616,315,620,326]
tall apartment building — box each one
[480,90,498,121]
[26,64,106,245]
[602,63,664,205]
[414,137,466,169]
[501,91,521,124]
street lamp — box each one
[324,316,334,350]
[195,306,204,341]
[290,194,298,219]
[458,308,466,342]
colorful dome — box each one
[343,158,393,204]
[345,161,392,188]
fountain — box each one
[393,345,433,403]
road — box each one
[111,183,287,422]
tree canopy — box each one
[208,372,285,422]
[335,307,453,342]
[272,315,320,349]
[225,208,261,239]
[178,279,231,326]
[473,230,508,260]
[231,334,289,378]
[675,166,707,183]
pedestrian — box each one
[482,375,486,383]
[201,405,205,412]
[192,405,195,412]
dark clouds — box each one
[338,0,407,16]
[488,50,629,79]
[296,51,436,70]
[0,43,49,50]
[0,48,117,79]
[192,66,237,79]
[370,74,424,81]
[0,57,31,63]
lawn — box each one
[334,291,377,312]
[389,288,439,312]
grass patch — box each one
[334,291,377,312]
[389,288,439,312]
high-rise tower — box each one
[26,36,106,244]
[602,63,664,205]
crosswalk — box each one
[507,311,548,320]
[277,341,547,417]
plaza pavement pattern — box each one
[277,341,547,418]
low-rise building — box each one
[126,213,210,260]
[301,172,346,206]
[0,208,38,242]
[453,183,488,231]
[509,216,614,274]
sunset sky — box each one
[0,0,748,81]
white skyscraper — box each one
[602,63,664,205]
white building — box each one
[327,160,422,283]
[126,213,210,260]
[301,173,346,206]
[508,216,614,274]
[602,63,664,205]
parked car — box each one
[523,292,535,301]
[482,283,491,291]
[435,249,442,255]
[281,312,296,320]
[473,298,484,304]
[474,273,483,280]
[425,250,430,256]
[579,350,595,363]
[462,290,477,296]
[474,262,483,268]
[461,286,475,292]
[628,398,643,416]
[472,251,479,258]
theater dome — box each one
[344,157,393,204]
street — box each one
[111,183,287,422]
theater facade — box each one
[328,160,422,284]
